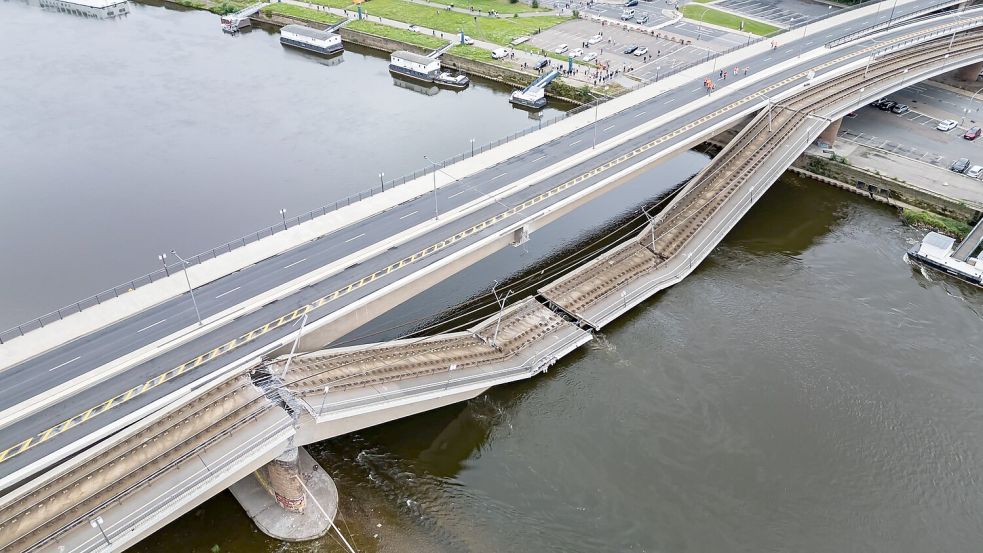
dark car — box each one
[624,0,638,6]
[951,157,971,173]
[534,58,549,70]
[623,45,638,54]
[891,104,909,114]
[877,100,897,111]
[964,127,982,140]
[869,98,884,107]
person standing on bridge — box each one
[744,66,749,76]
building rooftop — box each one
[281,24,336,41]
[392,50,437,65]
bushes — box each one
[901,209,972,239]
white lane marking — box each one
[763,56,772,62]
[49,356,81,372]
[343,234,366,244]
[570,140,582,146]
[283,257,308,268]
[633,111,647,118]
[215,286,241,299]
[603,124,616,132]
[531,155,548,162]
[666,97,677,105]
[399,210,419,220]
[136,319,167,334]
[448,189,468,199]
[490,172,508,181]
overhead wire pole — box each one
[423,155,441,220]
[490,280,515,347]
[281,312,309,380]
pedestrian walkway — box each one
[401,0,563,18]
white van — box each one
[621,8,634,19]
[491,48,509,59]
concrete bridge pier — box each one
[816,117,843,148]
[955,60,983,82]
[229,446,339,542]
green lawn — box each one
[346,19,450,48]
[355,0,569,45]
[426,0,548,14]
[298,0,355,9]
[261,3,345,24]
[679,5,779,35]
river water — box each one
[5,2,983,552]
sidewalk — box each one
[401,0,563,18]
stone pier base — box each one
[229,446,339,541]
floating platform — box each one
[906,231,983,288]
[39,0,128,18]
[280,24,344,56]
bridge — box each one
[3,0,983,549]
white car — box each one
[491,48,509,59]
[555,43,569,54]
[570,47,584,58]
[968,165,983,179]
[583,52,598,62]
[461,35,474,45]
[588,34,603,44]
[408,24,419,32]
[937,119,958,131]
[634,46,648,56]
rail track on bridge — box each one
[3,16,983,553]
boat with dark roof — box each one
[389,51,469,89]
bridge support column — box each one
[955,61,983,82]
[816,117,842,148]
[229,446,339,541]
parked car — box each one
[624,0,638,6]
[636,13,649,23]
[623,44,639,54]
[968,165,983,178]
[877,100,897,111]
[534,58,549,70]
[964,127,982,140]
[869,98,884,107]
[491,48,509,59]
[634,46,648,56]
[621,8,634,19]
[583,52,598,62]
[891,104,909,114]
[588,34,603,44]
[554,43,569,54]
[570,47,584,58]
[461,35,474,45]
[408,24,419,32]
[936,119,958,131]
[951,157,971,173]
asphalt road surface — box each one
[0,0,971,481]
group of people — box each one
[703,65,749,93]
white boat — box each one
[434,71,470,89]
[279,24,344,56]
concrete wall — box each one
[792,153,983,222]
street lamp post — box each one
[90,517,110,545]
[593,96,599,149]
[696,8,708,41]
[378,172,385,190]
[423,155,441,220]
[279,208,287,230]
[170,250,203,326]
[158,253,169,277]
[470,138,476,157]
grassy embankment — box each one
[679,5,779,36]
[427,0,549,14]
[901,209,973,239]
[347,19,450,48]
[261,3,345,24]
[351,0,570,45]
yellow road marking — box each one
[0,20,973,467]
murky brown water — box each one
[5,2,983,552]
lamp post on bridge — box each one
[423,155,441,220]
[90,517,110,546]
[279,208,287,230]
[158,252,169,277]
[470,138,476,157]
[170,250,202,326]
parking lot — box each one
[528,18,712,81]
[711,0,839,26]
[583,0,675,27]
[838,89,983,178]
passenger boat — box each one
[389,50,441,84]
[905,231,983,288]
[279,24,344,56]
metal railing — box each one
[826,0,962,47]
[0,0,955,345]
